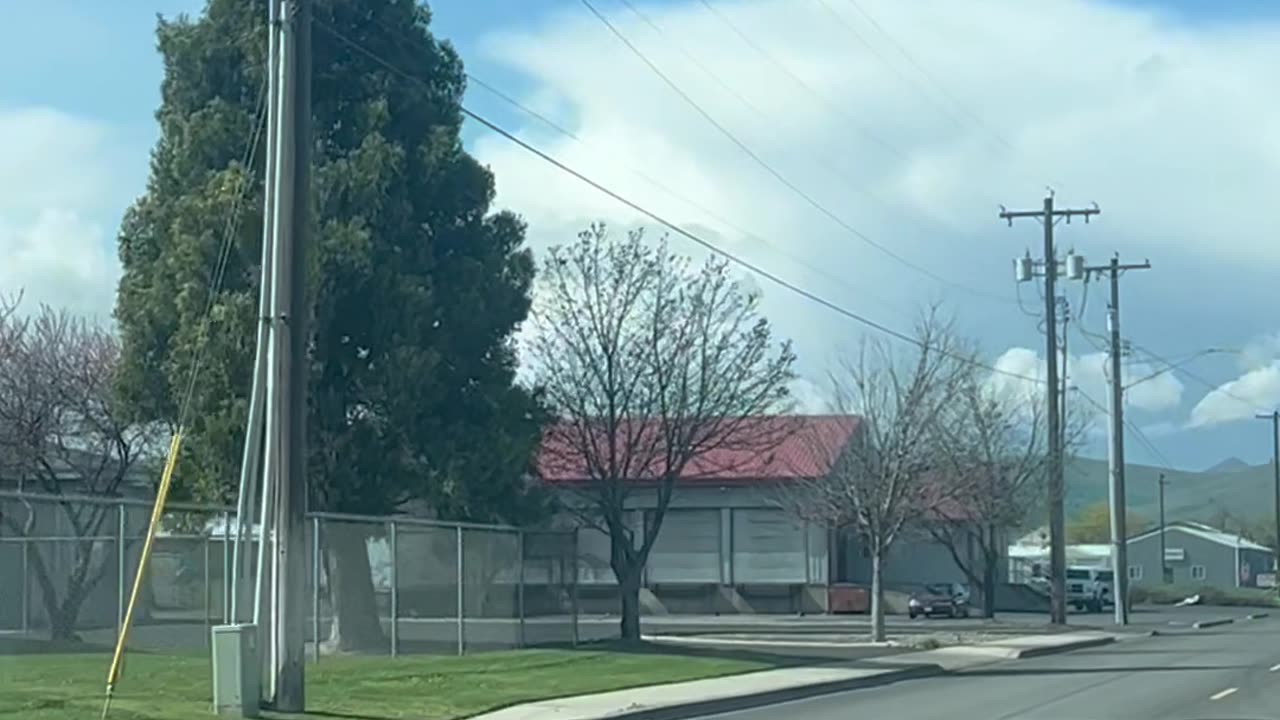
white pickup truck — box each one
[1066,567,1113,612]
[1027,566,1114,612]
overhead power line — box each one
[313,18,1042,385]
[1073,388,1176,469]
[616,0,766,117]
[1129,341,1265,414]
[606,0,1015,308]
[823,0,1069,196]
[840,0,1017,153]
[813,0,971,132]
[1126,419,1176,469]
[178,77,271,426]
[694,0,907,162]
[581,0,1013,304]
[463,74,909,321]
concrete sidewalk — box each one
[470,631,1119,720]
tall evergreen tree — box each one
[114,0,546,650]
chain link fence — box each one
[0,492,578,658]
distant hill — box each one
[1055,455,1275,530]
[1204,457,1253,474]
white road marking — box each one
[1270,663,1280,672]
[1210,687,1238,700]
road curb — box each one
[1010,635,1115,659]
[474,633,1129,720]
[1192,618,1235,629]
[1246,612,1270,620]
[566,664,945,720]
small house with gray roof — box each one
[1126,521,1275,590]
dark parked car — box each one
[908,582,971,619]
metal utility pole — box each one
[1158,473,1168,583]
[1256,411,1280,593]
[1080,255,1149,625]
[268,0,310,710]
[1005,193,1100,625]
[231,0,282,627]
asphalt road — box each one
[696,613,1280,720]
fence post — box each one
[117,504,127,640]
[389,520,399,657]
[804,522,813,584]
[456,525,465,656]
[571,528,579,647]
[20,537,29,634]
[222,511,231,622]
[204,534,212,648]
[517,530,525,649]
[312,516,321,663]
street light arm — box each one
[1122,348,1228,391]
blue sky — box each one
[4,0,1280,472]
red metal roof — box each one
[537,415,861,484]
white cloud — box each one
[788,375,829,414]
[471,0,1280,435]
[987,346,1183,416]
[0,106,125,319]
[1239,333,1280,372]
[1188,362,1280,428]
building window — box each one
[1128,565,1143,581]
[1191,564,1207,581]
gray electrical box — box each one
[212,623,261,717]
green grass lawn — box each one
[0,643,774,720]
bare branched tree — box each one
[0,297,162,639]
[531,225,795,640]
[778,310,968,641]
[925,370,1045,618]
[926,355,1093,617]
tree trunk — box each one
[48,606,82,642]
[869,550,886,642]
[616,567,642,642]
[982,548,998,619]
[322,523,386,653]
[981,525,998,619]
[51,577,93,642]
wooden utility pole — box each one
[1004,192,1100,625]
[1256,411,1280,595]
[218,1,309,714]
[1083,255,1150,626]
[269,0,310,710]
[1158,473,1168,583]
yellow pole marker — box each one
[101,431,184,720]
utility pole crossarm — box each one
[1000,205,1100,225]
[1086,261,1151,275]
